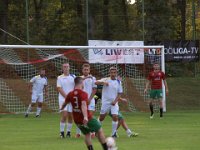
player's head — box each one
[109,67,117,79]
[39,68,46,77]
[74,76,84,89]
[82,63,90,76]
[153,63,160,72]
[62,63,70,74]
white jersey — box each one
[57,74,75,100]
[82,75,97,98]
[98,77,123,104]
[30,75,47,95]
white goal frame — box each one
[0,45,166,112]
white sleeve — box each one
[45,78,48,86]
[97,77,108,82]
[92,77,97,88]
[118,81,123,93]
[30,76,36,83]
[57,77,62,88]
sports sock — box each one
[160,108,163,117]
[36,107,41,116]
[126,129,132,135]
[112,121,118,135]
[67,123,73,132]
[76,127,81,134]
[149,103,154,116]
[60,122,66,132]
[102,143,108,150]
[26,104,32,114]
[87,145,94,150]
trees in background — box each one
[0,0,199,45]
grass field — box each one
[0,111,200,150]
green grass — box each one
[167,77,200,110]
[1,111,200,150]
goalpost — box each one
[0,45,165,113]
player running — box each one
[57,63,75,138]
[109,98,139,137]
[61,77,109,150]
[25,68,48,118]
[144,63,169,119]
[76,63,97,138]
[95,67,123,138]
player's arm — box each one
[60,94,70,110]
[29,82,33,94]
[57,87,67,98]
[81,101,88,125]
[95,78,109,86]
[144,80,150,94]
[163,80,169,95]
[88,88,97,104]
[112,93,122,106]
[44,85,48,96]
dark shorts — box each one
[76,118,101,135]
[150,89,163,99]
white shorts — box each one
[31,93,43,103]
[100,102,119,115]
[59,98,72,113]
[88,99,95,111]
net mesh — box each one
[0,46,163,113]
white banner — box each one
[88,40,144,64]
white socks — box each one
[26,104,32,114]
[36,107,41,116]
[67,123,73,132]
[112,121,118,135]
[60,122,66,132]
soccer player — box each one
[25,68,48,117]
[57,63,75,138]
[76,63,97,138]
[109,98,139,137]
[95,67,123,138]
[61,77,109,150]
[144,63,169,119]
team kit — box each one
[24,62,168,150]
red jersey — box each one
[147,71,165,89]
[65,89,93,124]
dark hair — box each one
[74,76,83,85]
[82,63,90,69]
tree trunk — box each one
[103,0,110,40]
[180,0,186,40]
[122,0,129,32]
[76,0,82,17]
[0,0,9,43]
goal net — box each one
[0,45,165,113]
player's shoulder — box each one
[57,74,64,79]
[69,74,76,78]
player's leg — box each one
[87,118,108,150]
[149,90,156,118]
[84,133,94,150]
[25,94,37,117]
[78,123,94,150]
[99,103,110,123]
[88,100,96,138]
[66,103,73,137]
[36,94,43,117]
[158,89,163,118]
[111,105,119,138]
[59,99,68,138]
